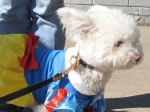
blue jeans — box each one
[0,0,65,111]
[0,0,65,49]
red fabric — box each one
[20,31,39,70]
[45,88,68,112]
[84,105,94,112]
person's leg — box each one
[30,0,65,50]
[0,0,31,34]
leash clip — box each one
[53,54,81,81]
[53,72,65,81]
[70,55,80,69]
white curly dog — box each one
[0,5,143,112]
[32,5,143,112]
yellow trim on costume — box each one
[0,34,35,107]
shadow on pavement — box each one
[105,93,150,112]
[23,93,150,112]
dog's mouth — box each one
[120,55,143,69]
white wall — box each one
[64,0,150,25]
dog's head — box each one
[57,5,143,71]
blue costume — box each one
[25,49,106,112]
[0,34,106,112]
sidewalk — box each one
[65,26,150,112]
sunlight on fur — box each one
[32,5,143,112]
[0,4,144,112]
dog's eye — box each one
[115,41,123,47]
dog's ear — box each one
[57,7,94,38]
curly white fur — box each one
[34,5,143,112]
[32,105,48,112]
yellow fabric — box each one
[0,34,35,107]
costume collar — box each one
[59,76,94,100]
